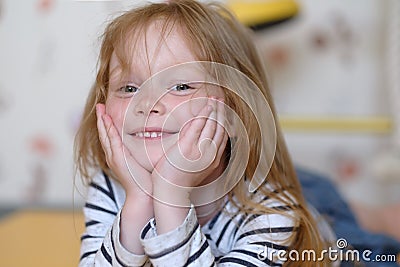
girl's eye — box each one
[173,83,193,91]
[120,85,139,94]
[168,82,200,96]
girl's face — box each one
[106,23,225,172]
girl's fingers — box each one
[206,98,228,168]
[96,104,112,157]
[180,98,213,144]
[96,105,151,194]
[211,98,226,146]
[96,103,123,163]
[216,132,229,162]
[198,97,218,142]
[102,113,124,155]
[179,97,228,163]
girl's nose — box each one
[133,92,166,116]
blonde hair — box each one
[74,1,329,266]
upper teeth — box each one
[136,132,163,138]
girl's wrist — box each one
[152,173,191,207]
[122,194,154,224]
[120,194,153,254]
[153,201,190,235]
[124,190,153,206]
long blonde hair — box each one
[74,1,329,266]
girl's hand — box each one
[96,104,152,199]
[97,103,154,254]
[152,97,228,201]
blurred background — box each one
[0,0,399,266]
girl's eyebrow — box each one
[110,79,141,90]
[109,65,141,86]
[157,71,209,85]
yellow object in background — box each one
[279,116,393,133]
[0,210,84,267]
[226,0,299,28]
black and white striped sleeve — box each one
[204,196,298,267]
[140,207,215,266]
[79,172,148,267]
[217,211,296,266]
[138,202,296,267]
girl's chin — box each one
[125,143,172,170]
[133,155,162,172]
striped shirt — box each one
[79,171,297,266]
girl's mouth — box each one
[130,128,178,140]
[133,131,164,138]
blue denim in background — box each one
[297,167,400,267]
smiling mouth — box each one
[131,130,178,139]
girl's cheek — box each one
[187,97,208,115]
[169,102,205,131]
[105,100,128,133]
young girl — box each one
[75,1,327,266]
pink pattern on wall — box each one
[25,134,56,203]
[36,0,55,14]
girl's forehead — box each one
[114,20,177,56]
[109,23,199,80]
